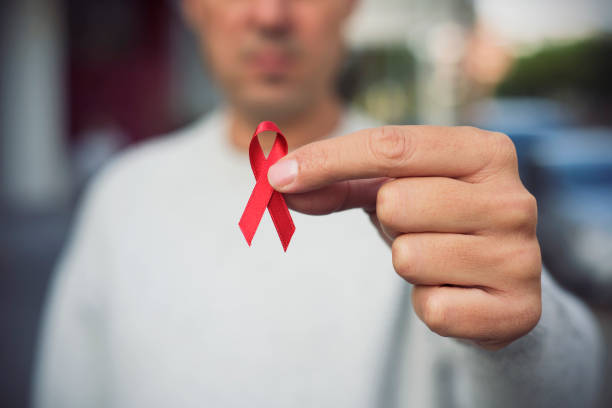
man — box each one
[34,1,602,407]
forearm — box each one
[456,269,603,408]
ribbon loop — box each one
[239,121,295,251]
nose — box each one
[249,0,291,35]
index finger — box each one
[268,125,517,193]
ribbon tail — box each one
[268,191,295,251]
[239,178,274,246]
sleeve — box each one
[456,267,604,408]
[32,177,113,408]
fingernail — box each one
[268,159,298,189]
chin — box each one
[238,87,309,121]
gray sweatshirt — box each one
[33,110,603,408]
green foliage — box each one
[340,45,417,123]
[496,35,612,99]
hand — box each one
[268,126,542,350]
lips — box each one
[249,50,293,73]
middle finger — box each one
[376,177,496,234]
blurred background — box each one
[1,0,611,406]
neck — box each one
[229,94,343,153]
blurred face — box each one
[183,0,355,120]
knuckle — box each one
[489,131,518,167]
[376,182,396,226]
[391,238,417,281]
[518,241,542,280]
[495,190,538,234]
[368,126,412,169]
[520,192,538,230]
[527,295,542,329]
[502,238,542,283]
[515,293,542,336]
[511,192,539,234]
[421,294,449,336]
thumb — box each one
[279,178,389,216]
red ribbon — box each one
[239,121,295,251]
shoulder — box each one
[85,112,221,211]
[100,116,210,187]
